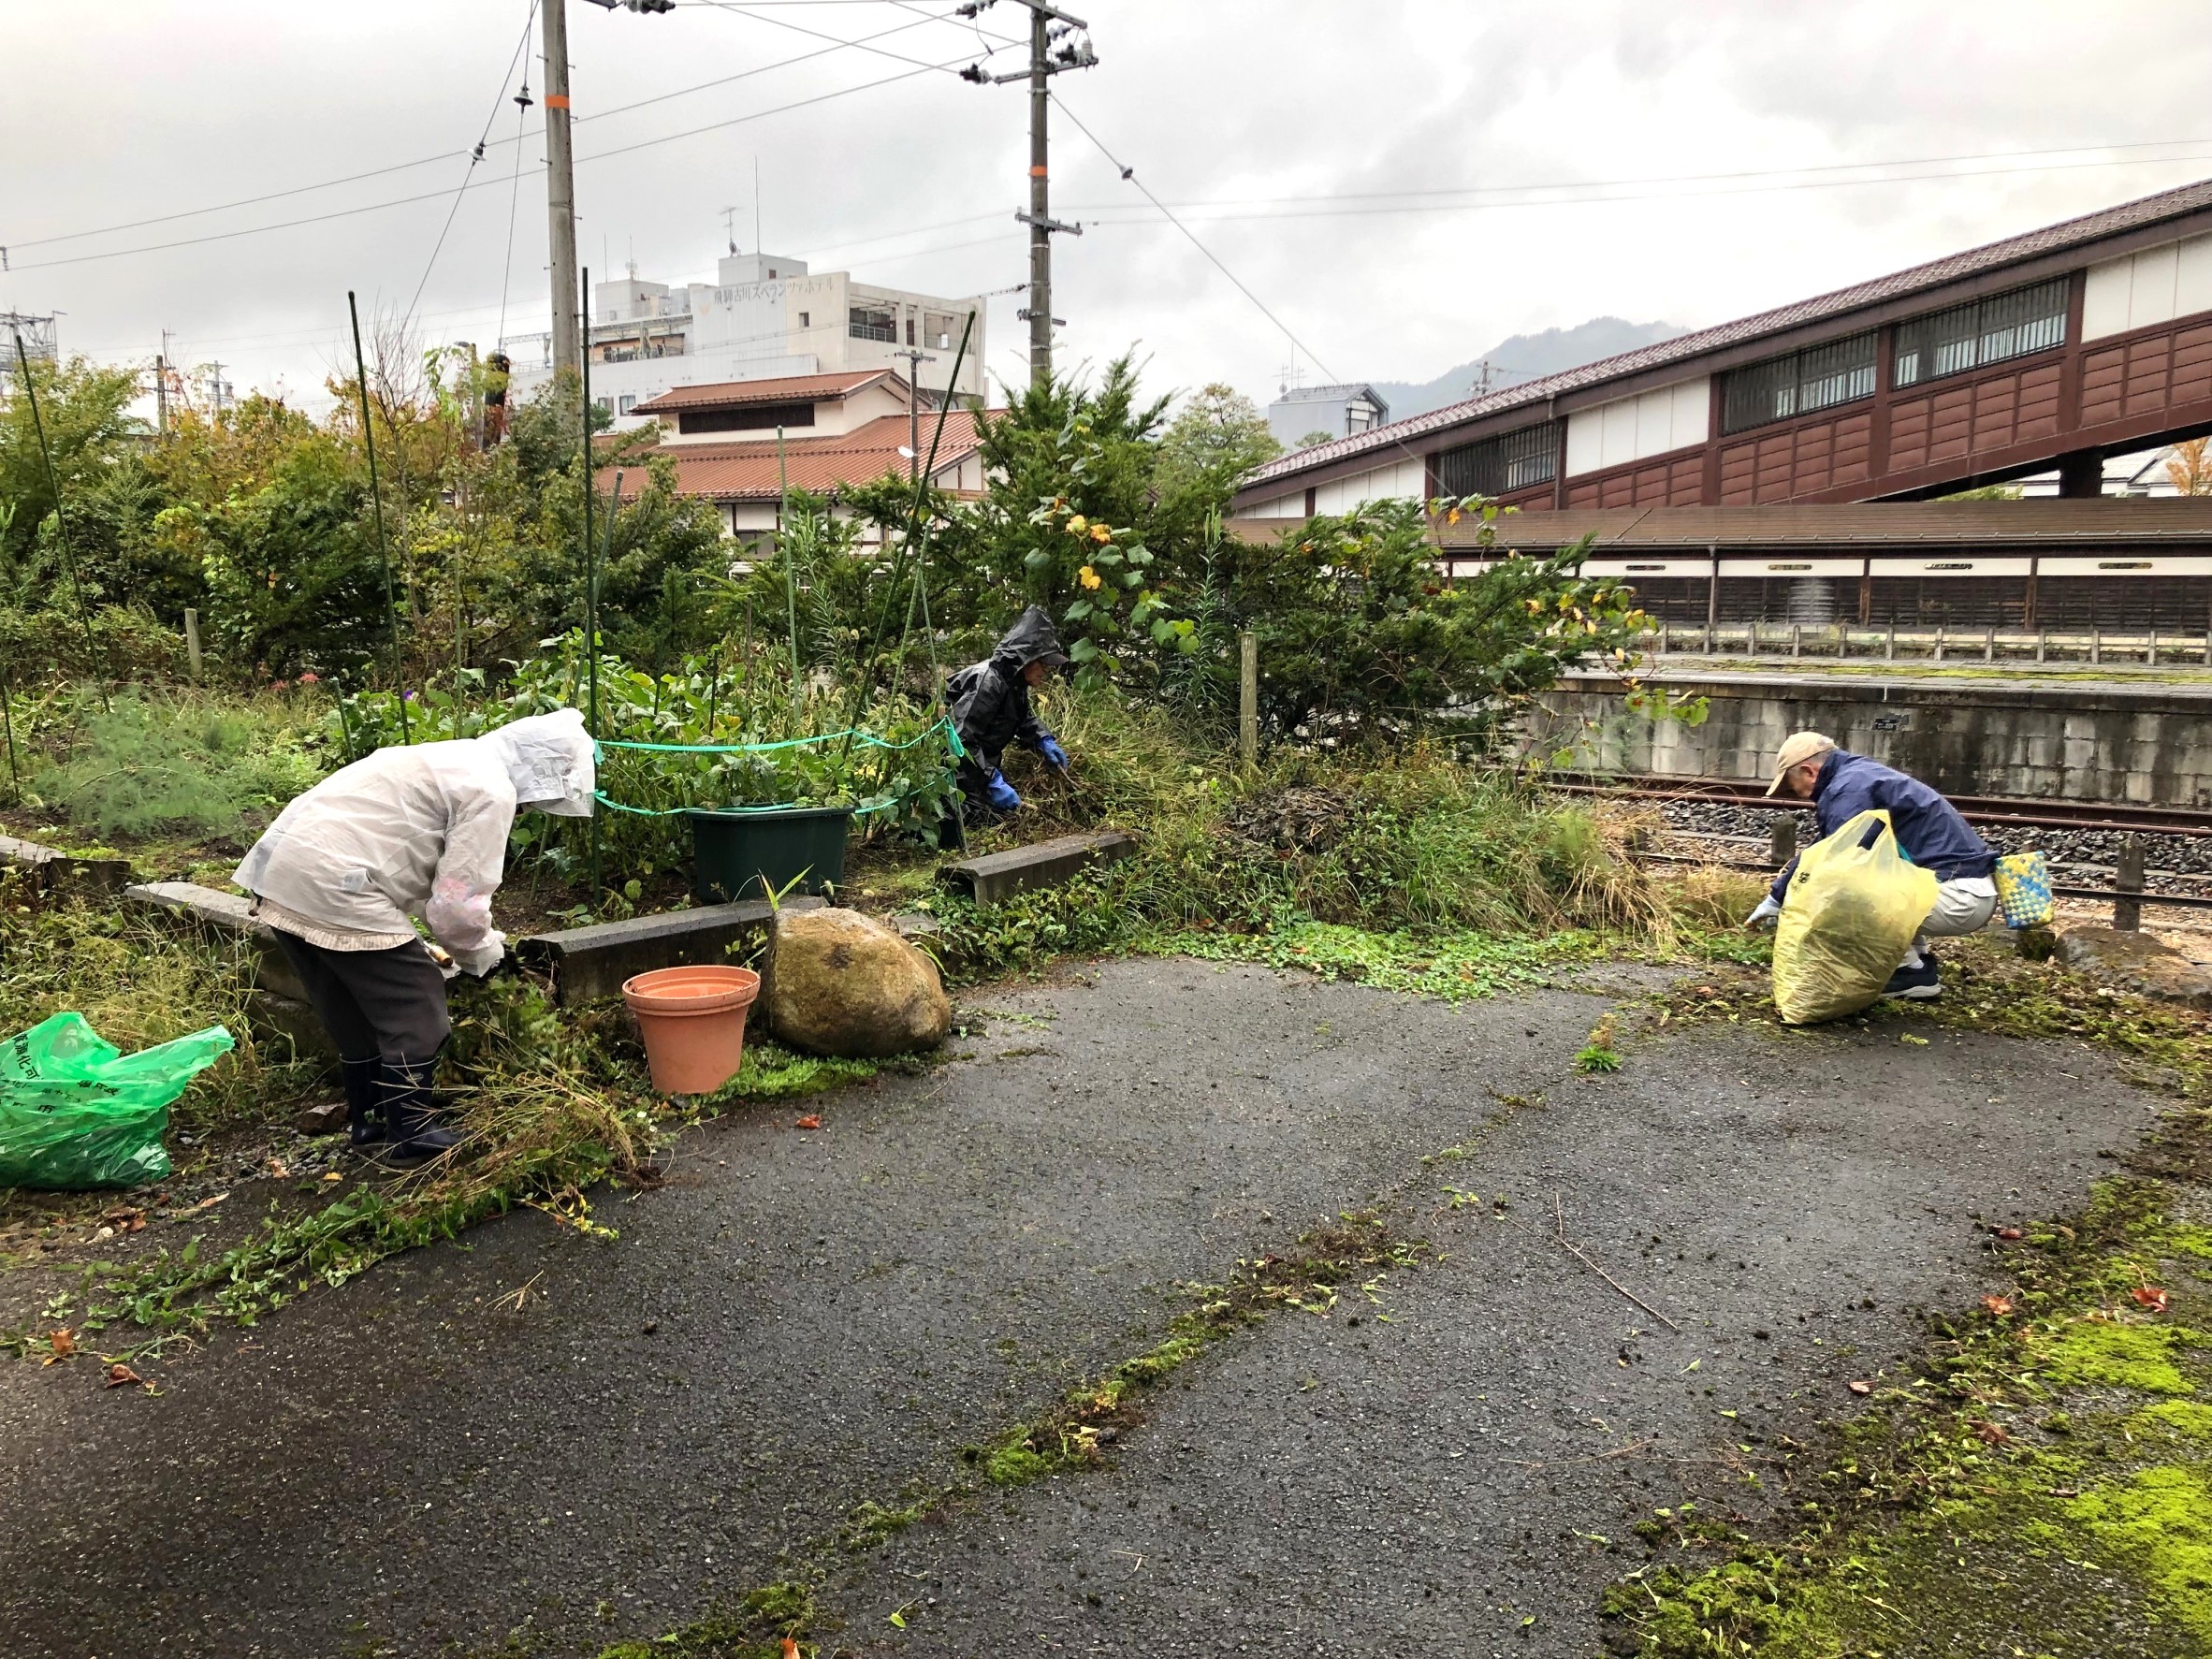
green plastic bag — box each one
[0,1013,236,1190]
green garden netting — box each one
[0,1013,235,1190]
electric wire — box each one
[5,8,968,257]
[1049,92,1343,382]
[402,0,540,334]
[494,51,534,351]
[7,60,969,273]
[691,0,1011,74]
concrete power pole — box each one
[896,347,939,479]
[545,0,676,381]
[544,0,580,381]
[1026,7,1052,388]
[973,3,1096,391]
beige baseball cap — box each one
[1766,731,1836,794]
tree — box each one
[1154,384,1279,511]
[1296,429,1335,450]
[2166,437,2212,495]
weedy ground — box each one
[1605,933,2212,1657]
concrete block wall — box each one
[1527,671,2212,805]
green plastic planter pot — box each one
[687,806,853,904]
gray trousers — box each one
[1903,876,2000,966]
[270,932,451,1068]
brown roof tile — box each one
[630,369,902,414]
[606,410,989,502]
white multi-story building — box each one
[506,251,988,429]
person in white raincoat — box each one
[236,708,596,1160]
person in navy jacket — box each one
[1744,731,1998,1000]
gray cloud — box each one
[7,0,2210,416]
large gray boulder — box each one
[2056,926,2212,1012]
[763,907,952,1057]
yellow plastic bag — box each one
[1772,809,1938,1026]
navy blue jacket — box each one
[1768,749,1995,902]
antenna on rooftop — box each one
[720,205,740,255]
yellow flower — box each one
[1090,522,1113,543]
[1079,565,1102,589]
[1066,514,1088,534]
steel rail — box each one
[1551,777,2212,838]
[1633,848,2212,911]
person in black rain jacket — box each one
[946,606,1070,813]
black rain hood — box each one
[989,605,1070,673]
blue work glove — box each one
[1038,736,1070,771]
[985,769,1022,812]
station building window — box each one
[1433,421,1561,496]
[1892,276,2069,389]
[1720,332,1877,433]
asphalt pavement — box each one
[0,957,2163,1658]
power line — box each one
[5,7,969,257]
[8,60,966,273]
[692,0,1010,74]
[1049,92,1341,383]
[403,0,541,331]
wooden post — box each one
[1790,623,1802,658]
[1658,621,1670,656]
[2114,833,2144,932]
[1238,630,1259,772]
[2037,626,2047,663]
[1768,812,1797,869]
[2090,627,2102,666]
[1984,625,1995,662]
[2147,626,2159,667]
[183,607,202,679]
[1886,619,1897,661]
[1934,627,1946,663]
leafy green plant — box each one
[26,688,326,838]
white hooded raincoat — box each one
[236,709,595,977]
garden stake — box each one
[841,311,973,750]
[346,293,410,744]
[0,666,21,805]
[778,425,801,720]
[12,329,109,711]
[588,468,620,901]
[579,270,603,898]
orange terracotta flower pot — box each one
[621,965,761,1096]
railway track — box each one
[1551,776,2212,838]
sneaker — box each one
[1881,952,1942,1000]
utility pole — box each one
[548,1,675,380]
[966,3,1096,390]
[544,0,579,381]
[154,352,168,437]
[896,347,939,480]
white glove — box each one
[1745,895,1783,930]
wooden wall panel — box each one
[2176,322,2212,406]
[2079,345,2127,426]
[2126,335,2172,415]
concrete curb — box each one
[940,830,1138,908]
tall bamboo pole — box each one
[347,294,410,743]
[778,425,801,720]
[12,330,109,709]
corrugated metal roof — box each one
[1380,499,2212,550]
[608,411,985,502]
[1239,174,2212,492]
[631,369,899,414]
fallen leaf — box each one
[1974,1420,2011,1447]
[1899,1032,1930,1046]
[103,1207,146,1233]
[794,1114,822,1130]
[104,1362,143,1389]
[780,1640,799,1659]
[322,1171,343,1183]
[174,1192,230,1219]
[1982,1294,2015,1317]
[1847,1379,1873,1395]
[1993,1227,2024,1242]
[43,1328,76,1363]
[2132,1286,2172,1313]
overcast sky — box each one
[8,0,2212,419]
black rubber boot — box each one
[342,1056,384,1147]
[379,1059,462,1164]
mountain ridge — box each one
[1364,316,1689,423]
